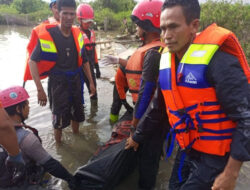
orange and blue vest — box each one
[126,40,166,103]
[159,23,250,156]
[24,25,84,81]
[23,20,58,82]
[81,29,98,64]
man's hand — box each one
[125,136,139,151]
[89,83,96,97]
[99,55,119,66]
[212,156,242,190]
[121,99,133,113]
[211,171,237,190]
[5,152,25,185]
[37,88,47,106]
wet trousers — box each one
[137,122,167,190]
[110,83,129,116]
[169,148,229,190]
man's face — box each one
[160,6,198,56]
[80,20,92,30]
[136,24,145,39]
[51,3,59,21]
[59,7,76,29]
[20,101,30,120]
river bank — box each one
[0,25,250,190]
[0,13,36,26]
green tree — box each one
[0,0,13,4]
[12,0,45,14]
[91,0,135,12]
[200,0,250,62]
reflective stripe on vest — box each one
[36,25,84,78]
[159,23,248,156]
[78,32,84,57]
[39,39,57,61]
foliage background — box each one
[0,0,249,62]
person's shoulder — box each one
[145,46,162,57]
[212,50,238,64]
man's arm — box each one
[0,107,19,156]
[132,87,169,143]
[82,61,96,96]
[29,41,47,106]
[207,51,250,190]
[125,86,170,150]
[132,48,161,127]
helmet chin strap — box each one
[17,112,26,125]
[16,107,26,125]
[139,31,147,44]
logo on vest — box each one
[185,72,197,84]
[129,78,137,88]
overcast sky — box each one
[43,0,249,4]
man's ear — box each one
[191,19,200,35]
[16,106,21,114]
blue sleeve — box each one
[134,80,156,119]
[134,47,161,119]
[133,87,170,143]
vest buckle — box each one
[178,108,186,116]
[197,124,204,132]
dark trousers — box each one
[110,84,128,115]
[137,122,168,190]
[169,148,229,190]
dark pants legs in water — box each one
[138,122,167,190]
[169,148,229,190]
[110,84,129,122]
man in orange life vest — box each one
[0,102,25,184]
[127,0,250,190]
[101,0,167,189]
[28,0,95,144]
[110,65,132,124]
[23,0,60,85]
[76,3,100,100]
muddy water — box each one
[0,25,249,190]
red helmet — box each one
[76,4,94,22]
[0,86,29,108]
[131,0,163,34]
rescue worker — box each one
[0,86,76,189]
[110,65,132,124]
[0,103,25,186]
[28,0,96,144]
[127,0,250,190]
[101,0,167,189]
[76,3,100,100]
[23,0,60,85]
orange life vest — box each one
[126,40,166,103]
[24,25,84,81]
[23,21,58,82]
[81,29,98,64]
[159,23,249,156]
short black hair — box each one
[162,0,200,24]
[57,0,76,12]
[5,101,27,116]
